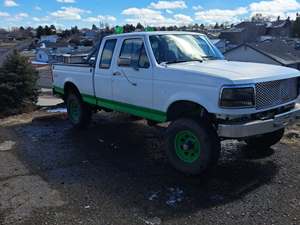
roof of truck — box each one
[106,31,206,39]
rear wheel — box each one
[245,129,285,149]
[165,118,221,175]
[66,91,92,129]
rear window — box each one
[99,39,117,69]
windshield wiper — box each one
[202,56,218,60]
[160,59,203,65]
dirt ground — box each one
[0,110,299,225]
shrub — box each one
[0,50,39,117]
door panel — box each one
[94,39,117,101]
[112,38,153,109]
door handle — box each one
[113,71,122,76]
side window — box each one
[139,45,150,68]
[119,39,132,59]
[99,39,117,69]
[119,38,150,69]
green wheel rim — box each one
[69,99,81,123]
[175,130,201,163]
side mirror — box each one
[88,58,96,66]
[118,57,131,67]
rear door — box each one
[94,38,117,101]
[112,37,153,108]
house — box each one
[0,29,8,41]
[83,30,98,40]
[224,38,300,69]
[40,35,59,43]
[220,22,266,45]
[266,19,292,37]
[35,44,92,64]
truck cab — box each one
[53,31,300,175]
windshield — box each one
[149,34,224,64]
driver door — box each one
[112,37,153,109]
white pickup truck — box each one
[53,31,300,175]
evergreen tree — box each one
[50,25,57,34]
[136,22,144,30]
[92,24,98,30]
[0,50,39,116]
[36,25,44,38]
[292,15,300,37]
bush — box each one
[0,50,39,117]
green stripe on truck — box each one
[95,96,167,122]
[53,86,64,95]
[52,86,167,123]
[82,94,97,105]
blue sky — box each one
[0,0,299,29]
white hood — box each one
[167,60,300,83]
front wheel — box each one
[245,128,285,149]
[66,91,92,129]
[165,118,221,175]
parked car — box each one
[53,31,300,175]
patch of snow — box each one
[148,191,160,201]
[47,108,67,113]
[0,141,16,151]
[140,217,162,225]
[165,187,184,207]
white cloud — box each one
[122,7,192,26]
[56,0,76,3]
[5,12,29,22]
[0,11,10,17]
[166,9,173,14]
[50,7,90,20]
[249,0,300,19]
[174,14,193,24]
[83,15,116,24]
[4,0,18,7]
[17,13,28,17]
[32,17,41,22]
[149,1,187,10]
[192,5,203,11]
[195,7,248,24]
[34,6,42,11]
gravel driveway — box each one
[0,111,299,225]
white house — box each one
[40,35,59,43]
[224,39,300,69]
[36,45,92,64]
[36,49,50,63]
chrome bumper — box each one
[218,104,300,138]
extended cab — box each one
[53,31,300,175]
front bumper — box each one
[218,104,300,138]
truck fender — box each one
[164,92,215,113]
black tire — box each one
[65,90,92,129]
[165,118,221,175]
[245,128,285,149]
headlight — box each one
[220,86,255,108]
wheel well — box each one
[167,101,208,121]
[64,82,80,98]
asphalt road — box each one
[0,111,299,225]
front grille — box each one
[255,78,298,110]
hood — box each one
[167,60,300,83]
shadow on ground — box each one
[11,112,279,221]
